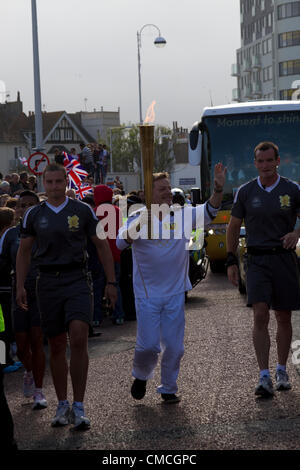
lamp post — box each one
[31,0,44,152]
[137,24,166,187]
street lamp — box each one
[137,24,167,124]
[31,0,44,152]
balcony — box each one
[232,88,241,102]
[244,86,252,99]
[252,82,262,98]
[231,63,240,77]
[252,55,262,70]
[242,60,252,73]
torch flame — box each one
[144,100,156,124]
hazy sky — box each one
[0,0,241,130]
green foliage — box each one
[154,126,174,174]
[109,124,175,174]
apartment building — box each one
[232,0,300,102]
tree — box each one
[154,126,174,174]
[109,124,175,174]
[109,124,139,173]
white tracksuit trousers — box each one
[132,293,185,394]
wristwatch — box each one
[107,281,118,287]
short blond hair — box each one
[153,172,169,184]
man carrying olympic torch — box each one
[117,163,226,403]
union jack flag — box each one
[63,152,77,169]
[75,183,93,200]
[63,152,88,188]
[68,163,88,188]
[18,156,28,166]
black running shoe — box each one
[131,378,147,400]
[161,393,181,404]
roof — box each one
[201,100,300,118]
[0,109,93,145]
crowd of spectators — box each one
[54,142,110,185]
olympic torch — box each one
[139,101,156,239]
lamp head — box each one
[154,36,167,48]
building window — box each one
[51,129,60,141]
[60,119,68,128]
[280,89,300,100]
[267,12,273,28]
[279,30,300,48]
[278,2,300,19]
[65,129,73,141]
[262,37,272,55]
[263,65,273,82]
[279,60,300,76]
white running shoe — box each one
[32,391,48,410]
[255,375,274,397]
[51,402,70,427]
[275,370,291,391]
[69,403,90,431]
[23,371,35,398]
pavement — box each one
[4,270,300,451]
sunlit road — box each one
[4,269,300,450]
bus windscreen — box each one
[204,111,300,202]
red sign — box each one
[28,152,50,175]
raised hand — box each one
[214,163,227,191]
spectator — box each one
[185,193,192,205]
[114,176,123,191]
[94,184,125,325]
[93,144,103,185]
[79,142,94,177]
[112,194,125,207]
[4,191,47,409]
[5,198,18,210]
[102,145,109,184]
[10,174,23,195]
[54,148,64,165]
[28,175,38,192]
[0,194,11,207]
[66,188,76,199]
[113,188,122,197]
[137,190,145,204]
[19,172,29,190]
[118,194,141,322]
[70,148,79,161]
[4,175,12,184]
[0,181,11,196]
